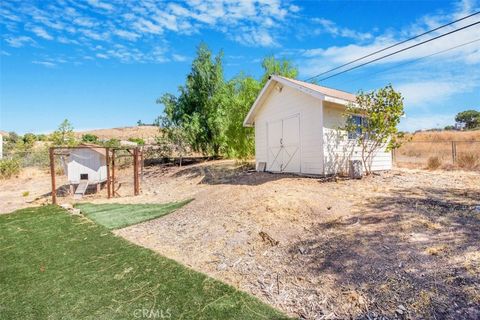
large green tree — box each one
[157,44,298,159]
[219,58,298,159]
[158,43,224,156]
[455,109,480,129]
[260,56,298,85]
[218,75,260,159]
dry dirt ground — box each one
[1,160,479,319]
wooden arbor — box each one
[49,146,142,205]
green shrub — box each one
[103,139,120,148]
[82,134,99,144]
[128,137,145,145]
[0,158,21,179]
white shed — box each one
[243,75,392,176]
[66,144,107,184]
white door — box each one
[267,115,300,173]
[282,116,300,172]
[267,119,283,172]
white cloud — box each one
[302,5,480,76]
[87,0,114,11]
[5,35,35,47]
[132,18,163,34]
[172,53,187,62]
[81,29,109,41]
[232,27,278,47]
[114,29,140,41]
[57,36,79,45]
[31,26,53,40]
[96,53,109,59]
[0,0,300,64]
[312,18,372,41]
[32,60,56,67]
[73,17,98,28]
[289,4,300,13]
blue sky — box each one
[0,0,479,134]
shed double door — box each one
[267,115,300,173]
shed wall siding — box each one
[67,149,107,184]
[254,85,324,175]
[322,104,392,175]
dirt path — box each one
[113,161,480,319]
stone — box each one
[60,203,73,210]
[217,263,227,271]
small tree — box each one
[155,116,190,166]
[51,119,76,146]
[343,84,404,175]
[455,109,480,130]
[81,134,99,144]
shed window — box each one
[348,115,365,139]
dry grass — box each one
[457,152,480,170]
[425,244,449,256]
[396,131,480,170]
[408,130,480,142]
[426,156,442,170]
[74,125,160,141]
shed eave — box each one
[242,75,357,127]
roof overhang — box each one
[243,75,354,127]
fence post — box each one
[49,147,57,205]
[451,141,456,164]
[106,147,111,199]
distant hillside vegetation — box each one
[75,126,160,141]
[407,130,480,142]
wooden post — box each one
[140,148,144,182]
[452,141,456,164]
[137,148,141,194]
[133,148,136,196]
[111,149,115,197]
[49,147,57,205]
[133,148,139,196]
[106,147,111,199]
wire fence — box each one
[3,141,479,173]
[2,149,51,168]
[393,141,480,170]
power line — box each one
[304,11,480,82]
[342,38,480,85]
[313,20,480,82]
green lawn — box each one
[0,206,287,319]
[75,199,193,229]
